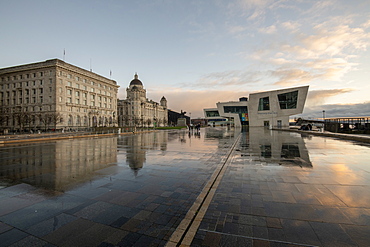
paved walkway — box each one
[0,128,369,246]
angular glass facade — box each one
[278,90,298,109]
[258,97,270,111]
[205,110,220,117]
[223,106,247,114]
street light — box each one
[322,110,326,131]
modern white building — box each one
[204,86,309,128]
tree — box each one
[146,118,152,127]
[0,107,7,128]
[13,108,32,132]
[49,112,62,129]
[37,113,52,131]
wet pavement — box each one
[0,127,369,246]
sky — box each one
[1,0,370,119]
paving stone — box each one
[0,228,29,247]
[310,221,357,247]
[1,129,370,246]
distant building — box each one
[0,59,119,132]
[117,74,167,127]
[191,118,208,127]
[204,86,309,128]
[167,109,190,126]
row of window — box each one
[1,105,52,113]
[60,72,115,92]
[63,80,112,96]
[1,71,52,82]
[0,79,52,89]
[0,95,50,105]
[0,88,52,99]
[64,96,112,108]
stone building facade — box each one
[0,59,119,131]
[117,74,167,128]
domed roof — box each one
[130,73,143,86]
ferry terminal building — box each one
[204,86,309,128]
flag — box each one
[110,70,112,77]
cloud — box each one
[249,18,370,87]
[258,25,277,34]
[182,69,266,89]
[147,88,252,118]
[269,57,357,86]
[306,88,354,107]
[281,21,301,32]
[301,102,370,118]
[228,25,247,34]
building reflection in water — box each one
[118,131,168,176]
[244,127,312,168]
[0,137,117,191]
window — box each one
[223,106,247,114]
[205,110,220,117]
[40,72,43,76]
[278,91,298,109]
[258,97,270,111]
[67,89,72,95]
[49,79,52,84]
[39,88,43,94]
[67,97,72,103]
[67,81,72,86]
[76,83,79,89]
[281,144,300,158]
[75,91,80,97]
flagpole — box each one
[63,49,65,61]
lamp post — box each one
[322,110,326,131]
